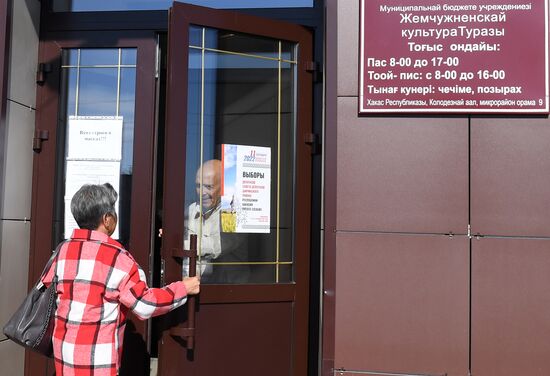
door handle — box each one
[170,234,198,349]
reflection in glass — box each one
[53,0,313,12]
[119,68,137,174]
[121,49,137,65]
[77,68,118,115]
[63,69,78,119]
[79,49,119,66]
[184,27,297,285]
[189,26,203,47]
[189,26,297,63]
[62,50,79,66]
[203,28,295,62]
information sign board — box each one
[360,1,549,113]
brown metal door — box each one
[158,3,312,376]
[28,31,158,375]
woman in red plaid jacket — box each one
[42,183,200,375]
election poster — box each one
[221,144,271,233]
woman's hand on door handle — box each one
[183,276,201,295]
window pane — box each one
[77,68,118,115]
[281,42,295,61]
[120,67,136,174]
[204,28,293,61]
[61,68,77,116]
[183,30,297,285]
[53,0,313,12]
[189,26,203,47]
[62,50,79,66]
[278,264,292,283]
[121,49,137,65]
[80,49,119,66]
[55,49,138,249]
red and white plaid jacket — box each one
[42,229,188,375]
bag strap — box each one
[36,241,66,288]
[44,241,66,276]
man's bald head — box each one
[196,159,222,210]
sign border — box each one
[358,0,549,114]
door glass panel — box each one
[53,48,137,247]
[183,26,297,284]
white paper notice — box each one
[66,116,123,160]
[221,144,271,233]
[64,116,124,240]
[64,160,121,239]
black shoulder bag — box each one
[2,242,64,357]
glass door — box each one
[158,3,312,375]
[28,31,157,376]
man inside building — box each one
[186,159,250,283]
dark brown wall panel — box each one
[335,232,469,376]
[471,117,550,237]
[337,98,469,234]
[472,238,550,376]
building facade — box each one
[1,1,549,375]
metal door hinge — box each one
[32,129,49,153]
[36,63,52,85]
[304,61,322,83]
[304,133,321,155]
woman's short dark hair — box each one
[70,183,118,230]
